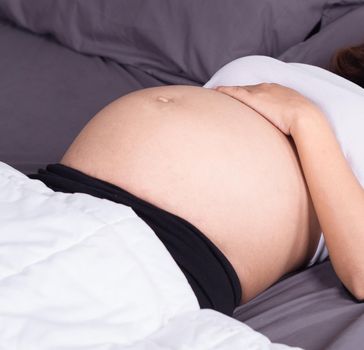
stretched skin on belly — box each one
[61,85,321,303]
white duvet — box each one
[0,161,300,349]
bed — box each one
[1,1,364,349]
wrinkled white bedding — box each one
[0,161,300,349]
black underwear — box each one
[28,164,242,316]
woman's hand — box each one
[216,83,364,300]
[215,83,321,136]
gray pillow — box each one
[278,6,364,69]
[0,20,164,175]
[0,0,329,84]
[321,0,364,27]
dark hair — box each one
[330,43,364,88]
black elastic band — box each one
[28,163,242,316]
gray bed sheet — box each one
[1,2,364,349]
[234,259,364,349]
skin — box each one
[217,83,364,300]
[60,84,323,305]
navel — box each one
[157,96,172,103]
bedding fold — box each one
[0,161,301,349]
[0,0,329,84]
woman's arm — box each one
[290,110,364,300]
[215,83,364,300]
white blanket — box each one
[0,161,300,349]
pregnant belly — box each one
[60,85,321,303]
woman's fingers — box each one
[214,83,322,136]
[215,85,253,104]
[215,85,248,94]
[213,83,297,135]
[215,85,266,114]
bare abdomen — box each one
[60,85,321,303]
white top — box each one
[203,55,364,268]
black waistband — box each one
[28,163,242,316]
